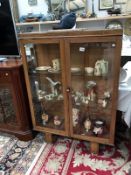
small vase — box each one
[93,119,105,135]
[84,118,92,132]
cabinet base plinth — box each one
[0,129,35,141]
[90,142,99,154]
[44,133,55,143]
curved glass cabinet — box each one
[0,60,33,140]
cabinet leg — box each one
[44,133,55,143]
[90,142,99,154]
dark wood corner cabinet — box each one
[19,29,122,153]
[0,59,34,141]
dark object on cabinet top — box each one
[107,8,121,15]
[53,12,76,30]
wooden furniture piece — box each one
[19,29,122,153]
[0,59,34,141]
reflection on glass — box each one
[25,43,65,131]
[70,42,115,138]
[0,87,16,124]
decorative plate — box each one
[105,20,123,29]
[71,67,81,73]
[35,66,51,71]
[48,68,60,73]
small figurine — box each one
[82,96,89,104]
[42,113,49,125]
[54,116,61,126]
[35,81,45,100]
[84,118,92,132]
[104,91,111,99]
[94,60,101,76]
[100,59,108,76]
[90,89,96,101]
[93,120,105,135]
[72,108,79,127]
[86,81,96,102]
[98,98,107,108]
[102,99,107,108]
[52,59,60,71]
[46,77,61,96]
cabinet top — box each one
[18,29,123,40]
[0,59,22,69]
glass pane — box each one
[0,87,16,124]
[70,42,116,138]
[25,43,65,131]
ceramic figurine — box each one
[93,120,105,135]
[90,89,96,101]
[72,108,79,127]
[54,116,61,126]
[94,60,101,76]
[46,77,61,95]
[42,113,49,125]
[52,58,60,71]
[100,59,108,76]
[102,99,107,108]
[57,94,63,100]
[35,81,44,100]
[98,98,107,108]
[82,96,89,104]
[84,118,92,132]
[86,81,96,102]
[104,91,111,98]
[93,126,103,135]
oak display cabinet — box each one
[0,59,33,141]
[19,29,122,153]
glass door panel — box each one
[25,43,65,132]
[69,41,116,139]
[0,86,16,124]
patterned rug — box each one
[0,132,131,175]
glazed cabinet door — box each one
[65,36,121,144]
[0,85,16,126]
[21,39,69,136]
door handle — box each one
[66,87,70,92]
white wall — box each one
[17,0,48,16]
[87,0,107,17]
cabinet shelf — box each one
[16,15,131,33]
[29,71,61,76]
[16,14,131,26]
[76,14,131,22]
[37,119,64,131]
[73,124,109,138]
[71,73,109,79]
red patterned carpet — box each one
[0,132,131,175]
